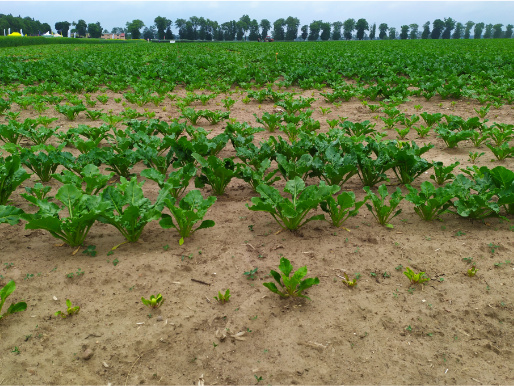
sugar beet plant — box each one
[159,190,216,245]
[364,184,405,228]
[99,177,165,243]
[320,191,366,228]
[263,257,320,300]
[247,177,339,231]
[0,155,31,205]
[21,184,110,247]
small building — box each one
[101,33,125,40]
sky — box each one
[2,1,513,33]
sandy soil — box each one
[1,87,513,385]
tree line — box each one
[96,16,514,41]
[2,13,513,41]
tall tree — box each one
[409,23,418,39]
[474,22,485,39]
[285,16,300,40]
[75,19,87,37]
[464,21,475,39]
[483,24,493,38]
[441,17,456,39]
[238,14,251,40]
[389,27,397,40]
[260,19,271,40]
[154,16,171,40]
[400,25,409,39]
[452,22,463,39]
[308,20,322,41]
[492,24,503,38]
[273,18,285,40]
[142,26,156,40]
[320,22,331,41]
[248,19,260,41]
[431,19,445,39]
[506,24,513,39]
[332,21,343,41]
[87,22,102,38]
[369,23,376,40]
[421,21,430,39]
[55,21,70,36]
[175,19,187,39]
[378,23,388,40]
[355,18,369,40]
[343,18,356,40]
[126,19,144,40]
[301,24,308,40]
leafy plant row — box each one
[1,40,513,104]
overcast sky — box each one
[3,1,513,32]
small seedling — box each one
[403,267,430,284]
[462,257,474,265]
[112,258,119,266]
[254,375,263,383]
[455,231,466,237]
[488,243,500,254]
[244,268,258,280]
[4,263,13,269]
[55,299,80,318]
[468,151,484,164]
[82,245,97,257]
[341,272,360,287]
[467,266,478,277]
[163,244,170,251]
[214,289,231,304]
[141,294,164,309]
[395,264,403,271]
[263,257,320,300]
[11,346,20,355]
[248,224,254,232]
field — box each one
[1,40,513,385]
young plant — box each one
[254,112,282,133]
[320,191,366,228]
[0,280,27,320]
[99,177,164,243]
[364,184,405,228]
[214,289,231,304]
[22,184,110,247]
[54,299,80,318]
[466,266,478,277]
[414,125,431,138]
[263,257,320,300]
[20,144,69,182]
[434,126,473,148]
[430,161,460,185]
[405,181,454,221]
[247,177,339,231]
[468,151,485,164]
[403,267,430,284]
[55,104,87,121]
[141,294,164,309]
[486,142,514,161]
[0,155,31,205]
[159,189,216,245]
[193,154,238,196]
[341,273,360,288]
[141,163,197,200]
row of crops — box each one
[1,40,513,105]
[1,103,513,247]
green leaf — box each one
[278,257,293,278]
